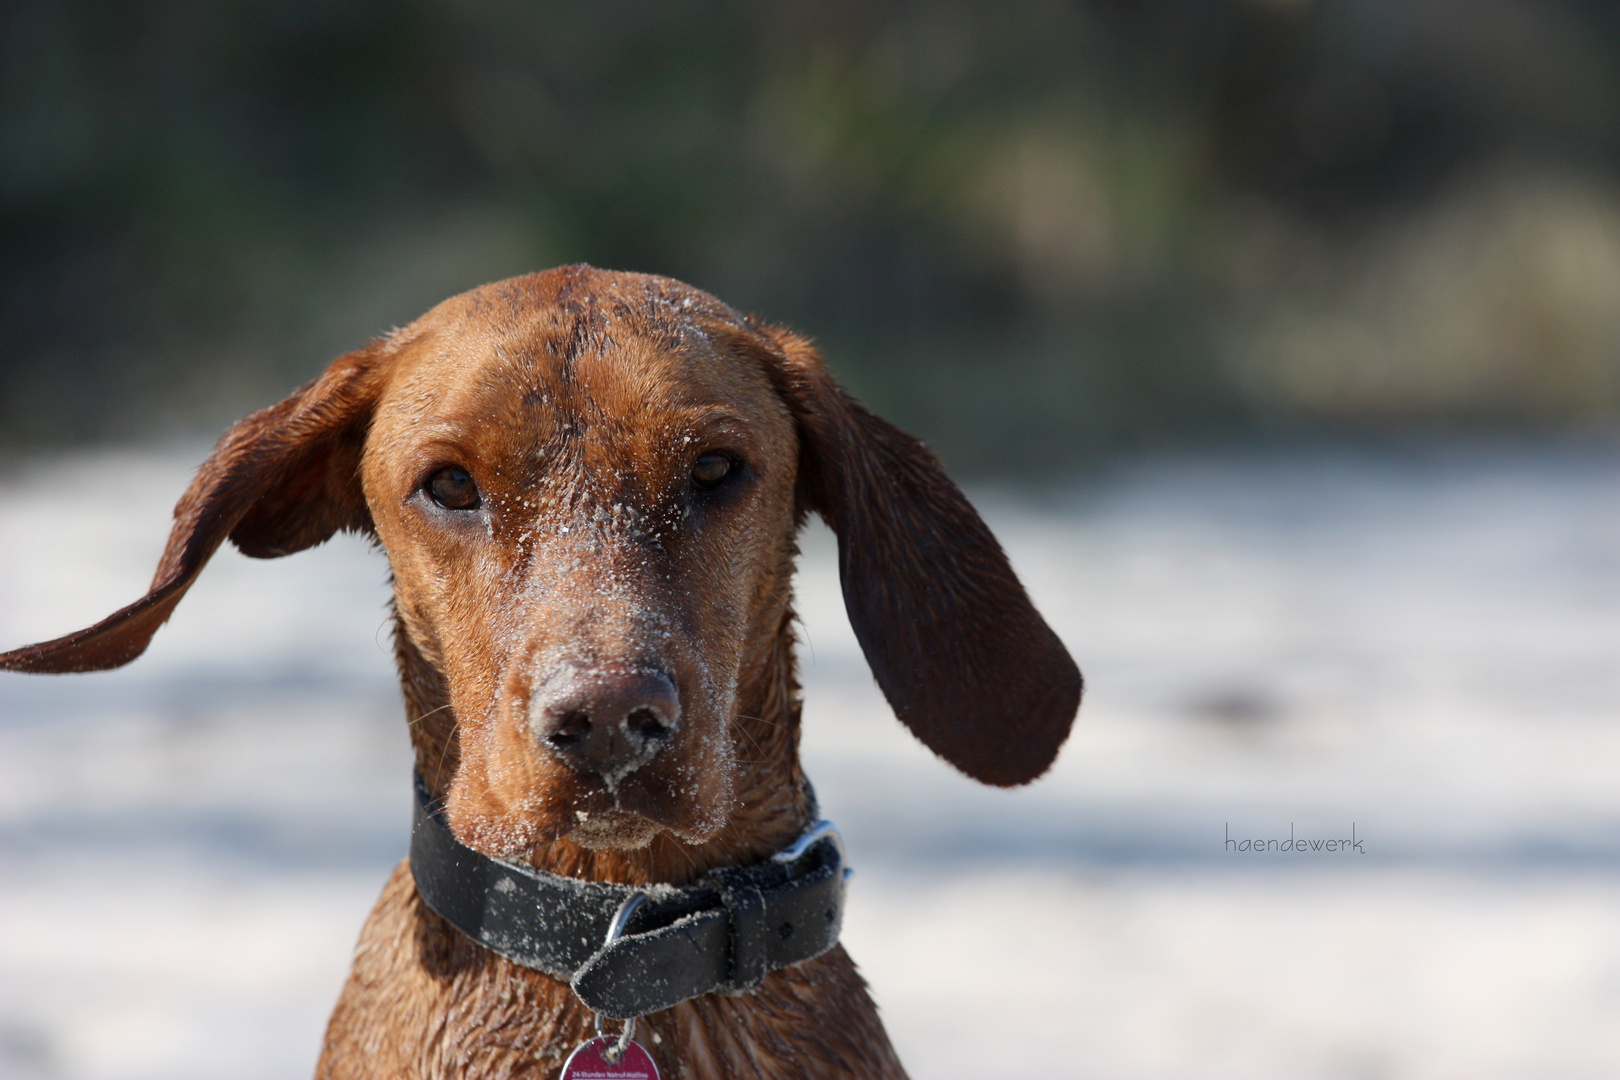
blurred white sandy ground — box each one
[1,440,1618,1080]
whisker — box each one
[432,718,460,794]
[409,702,455,728]
[732,722,766,756]
[733,712,783,729]
[672,837,700,877]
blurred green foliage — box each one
[4,0,1620,469]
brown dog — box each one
[1,266,1080,1079]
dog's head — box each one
[1,267,1080,859]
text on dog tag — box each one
[560,1035,659,1080]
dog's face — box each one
[0,266,1081,865]
[363,290,800,854]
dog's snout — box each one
[533,667,681,779]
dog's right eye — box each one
[691,453,735,491]
[427,467,481,510]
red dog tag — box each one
[560,1035,660,1080]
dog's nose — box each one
[532,666,681,779]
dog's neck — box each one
[392,603,812,889]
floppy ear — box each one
[0,342,389,674]
[758,325,1081,786]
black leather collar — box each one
[408,773,850,1019]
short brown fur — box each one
[1,266,1080,1079]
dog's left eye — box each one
[691,453,734,490]
[427,466,481,510]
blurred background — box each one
[5,0,1620,461]
[2,1,1619,1078]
